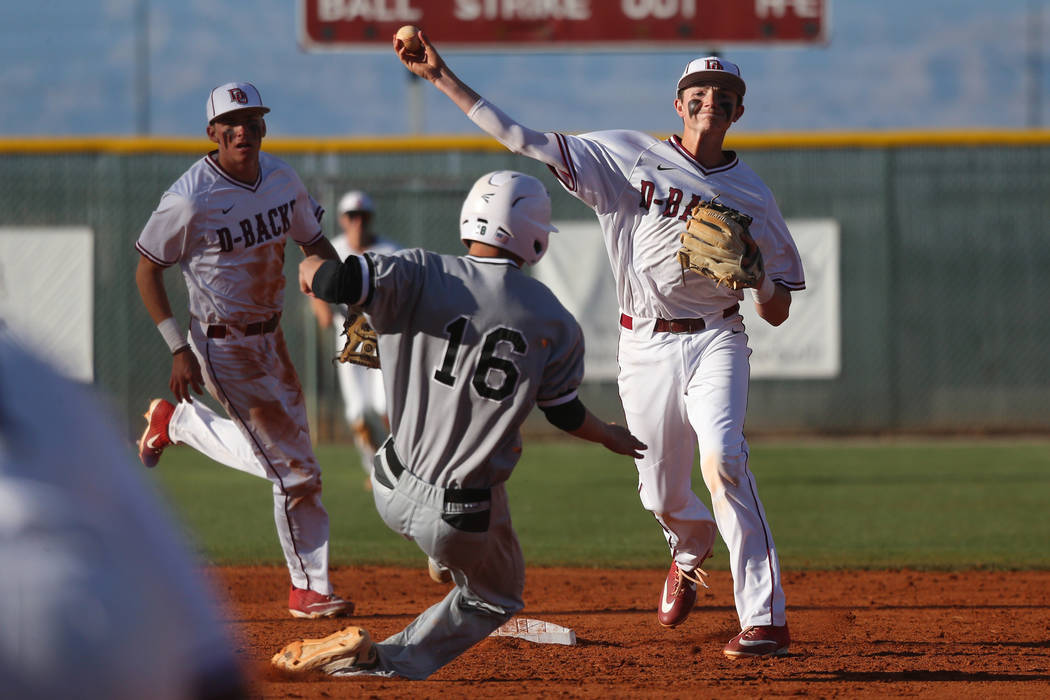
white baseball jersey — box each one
[467,99,805,317]
[136,151,325,323]
[546,130,805,316]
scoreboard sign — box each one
[299,0,828,51]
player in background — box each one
[134,82,353,620]
[0,333,247,700]
[395,35,805,658]
[271,171,646,679]
[309,190,400,485]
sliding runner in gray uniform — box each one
[273,170,646,679]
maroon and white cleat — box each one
[723,624,791,658]
[137,398,174,468]
[288,587,355,619]
[657,560,708,628]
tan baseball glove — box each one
[338,313,380,369]
[677,198,764,290]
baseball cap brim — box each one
[677,72,746,97]
[209,106,270,123]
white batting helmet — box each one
[459,171,557,265]
[337,190,374,215]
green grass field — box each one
[148,438,1050,570]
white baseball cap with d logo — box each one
[677,57,746,97]
[206,82,270,123]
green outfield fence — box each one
[2,130,1048,440]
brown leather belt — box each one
[620,304,739,334]
[206,313,280,339]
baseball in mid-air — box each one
[396,25,423,55]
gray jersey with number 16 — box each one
[353,248,584,490]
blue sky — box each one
[2,0,1047,136]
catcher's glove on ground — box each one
[338,313,380,368]
[677,198,764,290]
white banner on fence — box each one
[533,219,840,381]
[0,227,94,382]
[743,219,840,379]
[532,221,621,380]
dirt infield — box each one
[212,566,1050,698]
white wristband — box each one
[752,275,776,305]
[157,317,189,354]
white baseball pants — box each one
[617,312,787,628]
[167,320,333,595]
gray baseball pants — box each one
[366,439,525,679]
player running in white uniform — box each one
[271,171,646,679]
[309,190,400,482]
[396,36,805,657]
[134,82,353,620]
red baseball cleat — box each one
[723,624,791,658]
[288,587,354,619]
[657,560,708,628]
[137,398,175,468]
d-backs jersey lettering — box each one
[546,130,805,320]
[136,151,325,324]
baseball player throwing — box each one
[134,82,353,620]
[309,190,400,483]
[395,35,804,657]
[271,170,646,678]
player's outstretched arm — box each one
[394,29,482,114]
[393,29,564,170]
[563,408,647,459]
[299,254,369,309]
[540,398,644,458]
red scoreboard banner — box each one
[299,0,828,51]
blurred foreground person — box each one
[0,332,246,699]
